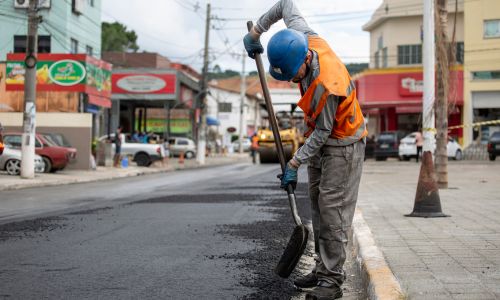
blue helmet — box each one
[267,29,309,81]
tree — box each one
[435,0,449,189]
[101,22,139,52]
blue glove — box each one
[279,164,298,190]
[243,33,264,59]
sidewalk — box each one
[357,160,500,299]
[0,153,250,192]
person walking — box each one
[250,133,259,164]
[244,1,367,299]
[415,131,423,163]
[113,126,123,168]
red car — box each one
[3,133,77,173]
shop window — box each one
[472,71,500,80]
[398,44,422,65]
[13,35,51,53]
[484,19,500,38]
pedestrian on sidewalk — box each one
[250,133,259,164]
[0,122,4,155]
[244,1,368,298]
[415,130,423,163]
[113,126,123,168]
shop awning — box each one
[89,95,112,108]
[207,116,220,126]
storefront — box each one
[111,69,199,141]
[0,54,112,169]
[3,53,112,137]
[355,67,464,142]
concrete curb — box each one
[0,157,246,192]
[352,209,405,300]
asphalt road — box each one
[0,163,364,299]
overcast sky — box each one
[102,0,382,73]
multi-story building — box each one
[0,0,102,60]
[0,0,110,170]
[356,0,464,141]
[463,0,500,146]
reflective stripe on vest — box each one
[297,36,368,143]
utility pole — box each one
[406,0,448,218]
[435,0,449,189]
[196,2,211,164]
[21,0,39,179]
[238,50,246,154]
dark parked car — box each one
[3,133,77,173]
[374,131,406,161]
[487,131,500,161]
[364,135,376,160]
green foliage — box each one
[102,22,139,52]
[345,63,369,75]
[208,65,240,80]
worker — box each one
[244,1,367,299]
[250,133,259,164]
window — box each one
[86,45,93,56]
[484,19,500,38]
[70,38,78,54]
[455,42,464,64]
[382,47,388,68]
[3,135,22,148]
[377,35,383,50]
[398,45,422,65]
[218,102,232,113]
[13,35,51,53]
[472,71,500,80]
[374,51,380,68]
[177,139,188,145]
[87,0,94,7]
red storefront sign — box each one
[6,54,112,100]
[355,68,463,108]
[112,73,176,95]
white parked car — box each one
[98,134,165,167]
[0,144,45,175]
[231,138,252,152]
[165,137,197,159]
[398,132,463,161]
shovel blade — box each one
[274,224,309,278]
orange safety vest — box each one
[297,36,367,144]
[251,135,259,150]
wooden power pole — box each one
[196,2,211,165]
[435,0,449,189]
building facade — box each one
[357,0,465,141]
[0,0,102,60]
[463,0,500,146]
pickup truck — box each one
[99,134,165,167]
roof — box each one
[363,0,464,32]
[209,75,298,99]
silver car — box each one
[166,137,197,159]
[0,144,45,175]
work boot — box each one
[293,272,318,289]
[305,281,343,300]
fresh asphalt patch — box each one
[0,175,365,299]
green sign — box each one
[48,59,86,86]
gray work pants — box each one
[308,140,365,286]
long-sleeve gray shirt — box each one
[256,0,339,166]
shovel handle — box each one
[247,21,302,226]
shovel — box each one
[247,21,309,278]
